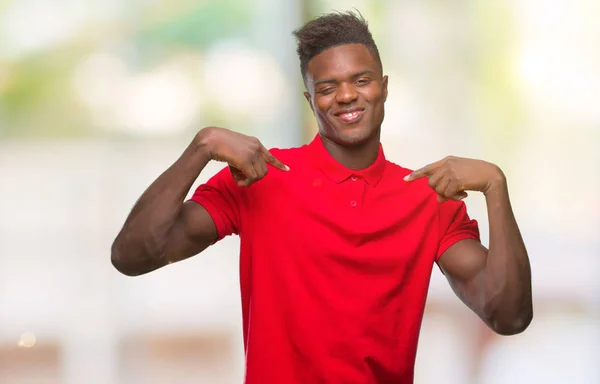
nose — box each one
[335,82,358,104]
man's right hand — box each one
[197,127,290,187]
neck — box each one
[320,130,381,170]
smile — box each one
[334,109,365,124]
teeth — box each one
[341,111,360,120]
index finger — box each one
[262,147,290,172]
[404,160,443,181]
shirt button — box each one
[350,200,357,207]
[351,175,358,181]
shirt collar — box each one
[307,134,387,186]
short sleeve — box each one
[436,200,480,261]
[188,166,242,242]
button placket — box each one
[348,174,363,210]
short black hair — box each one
[293,10,382,82]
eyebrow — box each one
[313,70,377,86]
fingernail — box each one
[284,165,290,171]
[403,175,410,181]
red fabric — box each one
[190,134,480,384]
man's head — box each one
[293,11,388,147]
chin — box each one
[332,125,377,147]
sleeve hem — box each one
[436,233,480,262]
[187,196,229,242]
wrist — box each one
[193,127,218,160]
[483,166,508,197]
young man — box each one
[111,11,532,384]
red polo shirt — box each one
[190,134,480,384]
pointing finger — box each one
[262,148,290,172]
[404,160,444,181]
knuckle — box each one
[444,156,456,166]
[247,138,261,153]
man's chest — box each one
[241,169,440,271]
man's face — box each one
[304,43,388,147]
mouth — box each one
[333,108,365,124]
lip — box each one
[333,108,365,124]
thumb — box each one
[456,191,468,200]
[229,165,246,182]
[437,191,468,203]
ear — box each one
[382,75,389,102]
[303,91,314,113]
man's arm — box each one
[111,127,289,276]
[438,179,532,335]
[405,157,533,335]
[110,137,215,276]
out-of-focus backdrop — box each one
[1,0,599,383]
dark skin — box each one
[112,42,532,336]
[405,159,532,335]
[110,128,289,276]
[304,44,532,335]
[303,44,388,170]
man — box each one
[111,11,532,384]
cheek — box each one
[314,98,332,116]
[368,91,386,113]
[370,88,385,103]
[365,83,384,98]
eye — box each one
[317,87,335,95]
[355,78,372,86]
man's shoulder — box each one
[383,159,412,180]
[267,144,310,169]
[383,159,436,197]
[268,145,307,157]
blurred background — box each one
[1,0,599,383]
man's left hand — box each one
[404,156,506,203]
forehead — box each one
[306,43,380,84]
